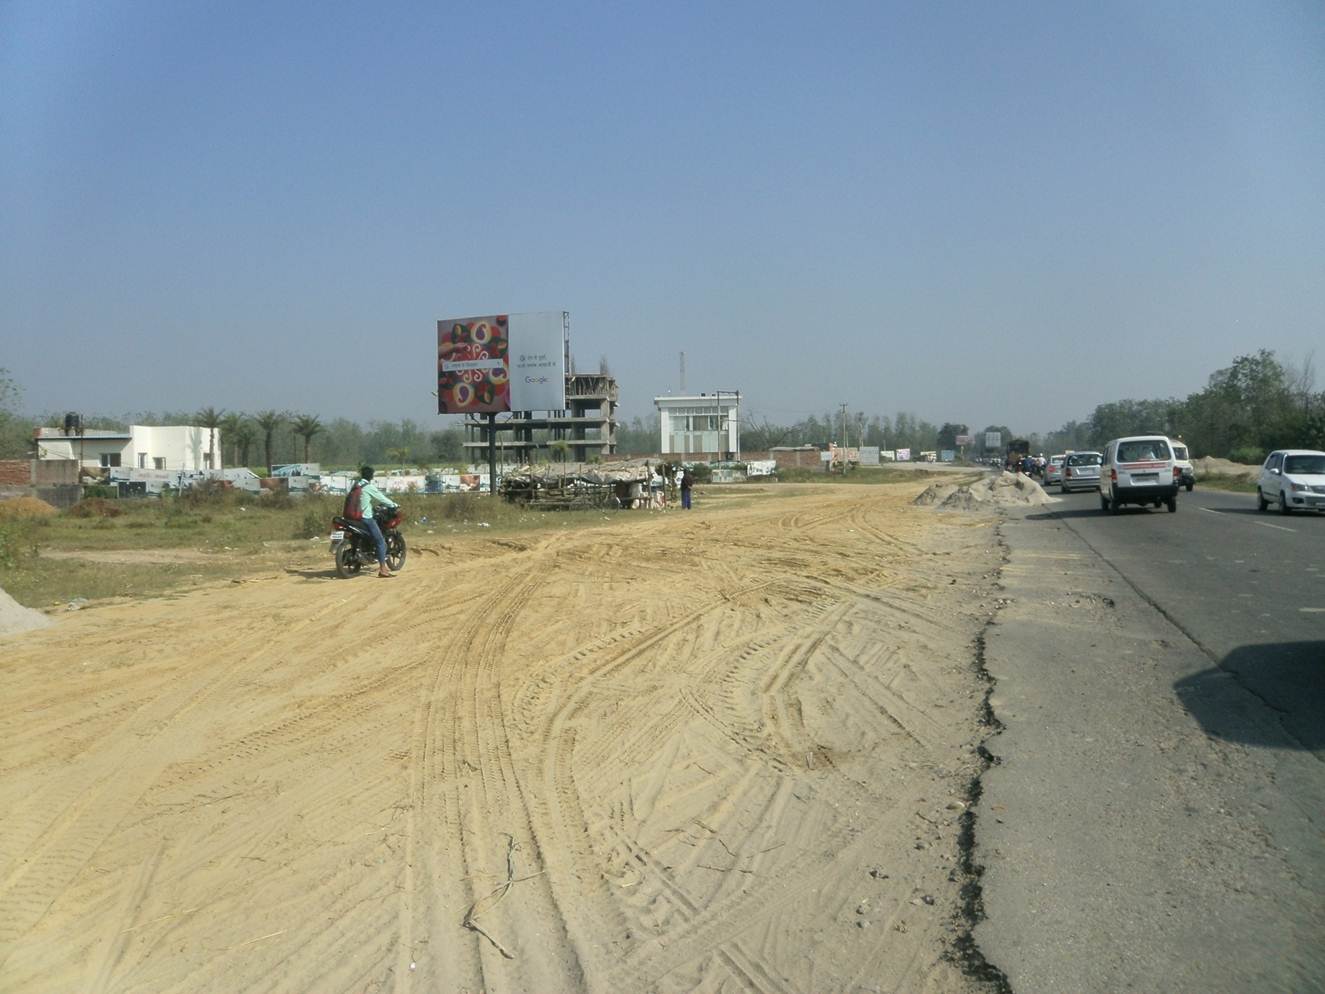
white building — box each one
[653,392,741,459]
[34,425,221,472]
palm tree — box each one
[254,410,285,476]
[291,414,323,464]
[234,423,257,468]
[219,412,246,467]
[196,406,224,471]
[386,446,410,472]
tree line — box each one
[2,350,1319,469]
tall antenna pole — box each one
[679,351,686,393]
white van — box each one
[1170,440,1195,492]
[1099,435,1180,513]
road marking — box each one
[1301,607,1325,614]
[1199,505,1297,533]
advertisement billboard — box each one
[955,434,972,446]
[984,431,1003,450]
[896,447,912,461]
[437,312,566,414]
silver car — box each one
[1061,451,1103,493]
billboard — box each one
[896,447,912,461]
[437,312,566,414]
[955,434,972,446]
[984,431,1002,450]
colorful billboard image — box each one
[437,315,510,414]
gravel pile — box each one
[914,471,1056,511]
[0,586,51,639]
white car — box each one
[1060,451,1102,493]
[1044,454,1066,487]
[1257,449,1325,514]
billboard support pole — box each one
[487,413,497,498]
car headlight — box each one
[1289,481,1307,491]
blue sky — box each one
[2,1,1322,435]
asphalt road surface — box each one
[974,482,1324,994]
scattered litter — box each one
[478,522,490,528]
[66,597,89,612]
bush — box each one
[0,520,38,568]
[66,498,123,518]
[182,479,235,508]
[1228,446,1265,466]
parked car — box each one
[1060,451,1102,493]
[1099,435,1180,513]
[1044,454,1066,487]
[1171,440,1195,491]
[1257,449,1325,514]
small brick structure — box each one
[0,460,31,486]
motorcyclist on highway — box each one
[355,465,399,578]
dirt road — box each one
[1,485,1000,994]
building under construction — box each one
[462,372,619,463]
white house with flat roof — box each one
[653,392,741,460]
[34,425,220,471]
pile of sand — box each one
[915,471,1055,511]
[0,586,51,638]
[0,496,58,520]
[1193,456,1258,480]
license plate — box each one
[1131,473,1158,483]
[329,532,345,542]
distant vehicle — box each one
[1099,435,1179,513]
[1060,451,1102,493]
[1006,439,1030,468]
[1044,454,1066,487]
[1257,449,1325,514]
[1171,440,1195,492]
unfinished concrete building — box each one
[462,372,619,464]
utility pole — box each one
[839,403,848,475]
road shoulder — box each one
[972,510,1323,994]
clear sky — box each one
[3,1,1322,435]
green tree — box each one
[291,413,323,463]
[0,368,31,459]
[254,410,285,476]
[219,412,247,467]
[386,446,410,472]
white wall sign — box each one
[508,312,567,411]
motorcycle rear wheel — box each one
[386,531,407,573]
[335,542,362,578]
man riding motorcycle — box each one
[354,465,400,578]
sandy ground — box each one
[0,485,1001,994]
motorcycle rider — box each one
[355,465,400,578]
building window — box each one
[138,453,148,468]
[100,453,122,468]
[154,457,166,470]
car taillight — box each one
[1111,468,1117,482]
[1173,467,1180,480]
[1065,467,1072,477]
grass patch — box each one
[0,490,627,608]
[1197,474,1257,493]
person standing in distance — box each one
[356,465,399,578]
[680,467,694,510]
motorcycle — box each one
[330,504,407,578]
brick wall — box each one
[0,460,30,486]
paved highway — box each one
[1041,483,1324,749]
[974,481,1324,994]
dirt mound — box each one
[0,585,52,638]
[0,496,57,520]
[915,471,1055,510]
[1194,456,1258,479]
